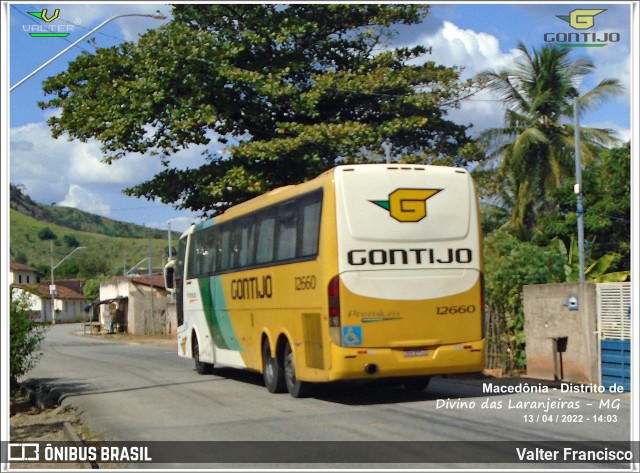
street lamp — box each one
[124,257,149,276]
[10,11,167,92]
[50,245,86,324]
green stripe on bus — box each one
[198,277,242,351]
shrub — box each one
[37,227,57,241]
[484,231,565,371]
[63,234,81,248]
[10,289,49,388]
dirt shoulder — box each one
[75,329,177,349]
[9,384,94,469]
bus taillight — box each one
[328,275,341,327]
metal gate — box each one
[597,283,631,391]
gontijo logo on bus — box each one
[370,188,441,222]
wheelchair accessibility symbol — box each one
[342,326,362,346]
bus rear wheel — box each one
[193,335,213,375]
[284,341,312,398]
[262,340,286,393]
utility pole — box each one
[382,140,392,164]
[49,244,86,324]
[148,229,155,334]
[573,93,586,283]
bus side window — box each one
[188,234,202,278]
[238,219,256,268]
[190,227,218,277]
[276,203,297,261]
[256,216,275,264]
[203,227,219,275]
[217,226,229,272]
[299,198,321,257]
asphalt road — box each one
[23,324,634,469]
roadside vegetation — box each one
[10,289,49,389]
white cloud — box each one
[9,120,209,227]
[59,184,111,216]
[585,52,631,105]
[402,20,522,134]
[583,120,631,146]
[9,122,158,199]
[415,21,519,80]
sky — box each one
[2,1,637,235]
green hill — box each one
[9,185,182,278]
[10,184,170,239]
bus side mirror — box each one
[164,259,175,291]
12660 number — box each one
[295,275,317,291]
[436,305,477,315]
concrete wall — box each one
[523,283,598,383]
[129,282,169,335]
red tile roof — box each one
[129,273,166,289]
[10,262,40,273]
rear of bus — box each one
[328,164,485,384]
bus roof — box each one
[188,164,471,234]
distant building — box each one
[98,274,174,336]
[11,276,86,323]
[9,262,42,285]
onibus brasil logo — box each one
[370,188,441,223]
[545,9,620,47]
[24,8,74,37]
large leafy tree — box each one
[478,42,623,239]
[40,4,477,216]
[535,142,631,273]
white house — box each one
[11,279,86,323]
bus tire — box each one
[402,376,431,391]
[262,340,286,393]
[283,341,312,398]
[193,335,213,375]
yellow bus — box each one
[165,164,485,397]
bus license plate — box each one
[403,349,428,358]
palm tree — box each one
[478,42,623,239]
